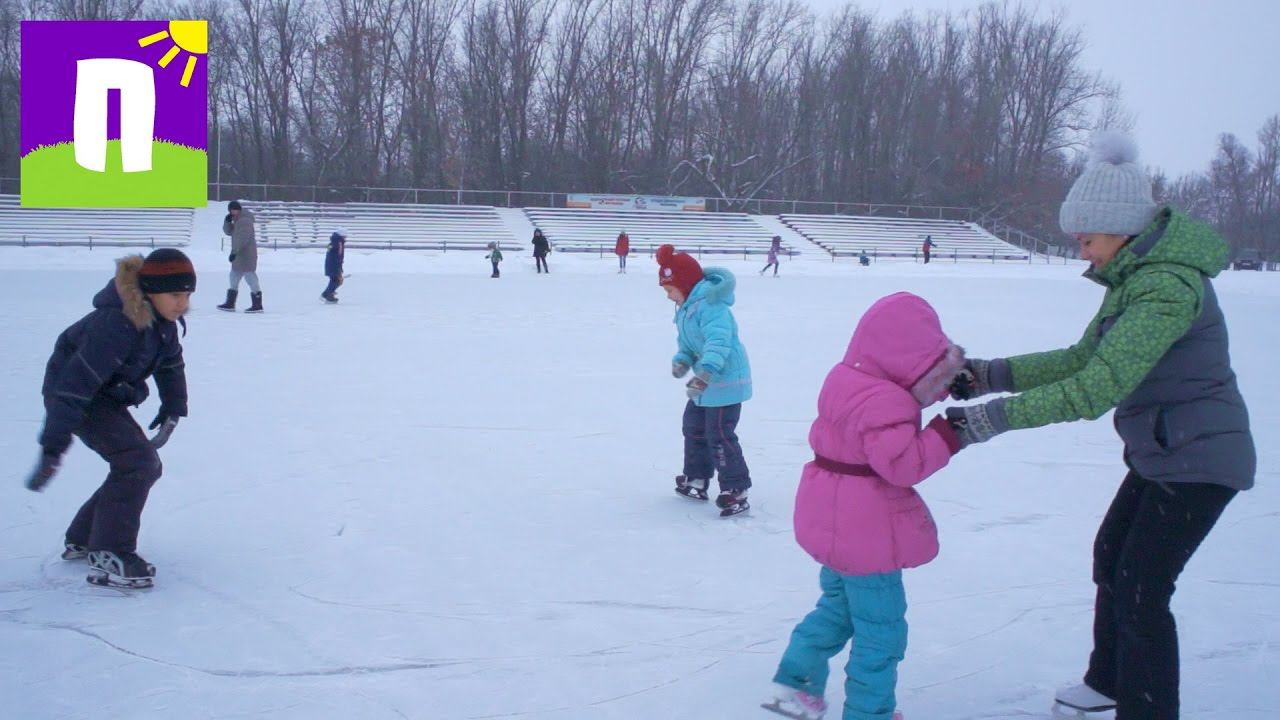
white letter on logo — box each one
[73,59,156,173]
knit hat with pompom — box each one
[656,244,703,298]
[1059,131,1158,236]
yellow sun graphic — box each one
[138,20,207,88]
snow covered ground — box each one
[0,214,1276,719]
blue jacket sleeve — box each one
[693,304,734,376]
[40,310,138,454]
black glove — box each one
[224,213,232,224]
[945,403,1009,449]
[685,370,712,400]
[672,362,691,379]
[102,379,149,406]
[149,410,180,449]
[950,358,1011,401]
[25,451,61,492]
[228,252,237,263]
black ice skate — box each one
[674,475,709,501]
[87,550,156,589]
[61,542,88,561]
[321,292,339,304]
[716,489,750,517]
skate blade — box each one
[719,503,750,518]
[1053,700,1115,715]
[674,488,709,502]
[760,700,814,720]
[87,570,153,590]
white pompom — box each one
[1090,130,1139,165]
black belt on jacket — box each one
[813,454,876,476]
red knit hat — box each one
[656,244,703,298]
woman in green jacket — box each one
[946,134,1255,720]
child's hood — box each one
[93,256,154,330]
[843,292,950,388]
[689,267,736,306]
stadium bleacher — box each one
[523,207,791,257]
[249,201,515,251]
[0,194,193,248]
[781,213,1029,261]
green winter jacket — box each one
[487,249,504,262]
[1001,207,1254,489]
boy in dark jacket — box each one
[322,229,346,303]
[26,249,196,589]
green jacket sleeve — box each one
[1003,270,1199,430]
[1006,313,1102,392]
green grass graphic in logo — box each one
[21,139,206,207]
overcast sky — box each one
[801,0,1280,177]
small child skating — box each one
[486,242,504,278]
[657,244,753,517]
[760,236,782,276]
[322,228,346,303]
[26,249,196,589]
[763,292,965,720]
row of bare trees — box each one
[0,0,1273,254]
[1155,117,1280,260]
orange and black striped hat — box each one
[138,248,197,294]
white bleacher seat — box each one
[523,207,790,256]
[0,194,193,248]
[781,213,1029,261]
[249,201,515,251]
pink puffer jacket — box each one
[794,293,963,576]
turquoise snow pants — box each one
[773,567,908,720]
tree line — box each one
[0,0,1274,255]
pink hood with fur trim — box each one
[794,293,962,575]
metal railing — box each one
[0,235,179,248]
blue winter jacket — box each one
[325,234,345,277]
[672,268,752,407]
[40,257,188,455]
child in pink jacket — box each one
[764,292,964,720]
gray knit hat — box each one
[1059,132,1157,236]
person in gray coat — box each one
[217,200,264,313]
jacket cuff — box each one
[981,398,1011,436]
[989,358,1014,393]
[927,414,962,455]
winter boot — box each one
[761,684,827,720]
[1054,684,1116,713]
[87,550,156,589]
[61,542,88,561]
[216,289,238,312]
[716,488,750,517]
[246,291,264,314]
[674,475,709,501]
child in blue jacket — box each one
[27,249,195,589]
[657,244,753,517]
[322,229,346,303]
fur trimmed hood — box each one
[94,255,155,330]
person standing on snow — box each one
[659,244,753,517]
[486,242,504,278]
[615,231,630,273]
[921,235,937,264]
[945,133,1255,720]
[760,235,782,276]
[26,249,196,589]
[218,200,264,313]
[321,229,346,304]
[531,229,551,274]
[765,292,965,720]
